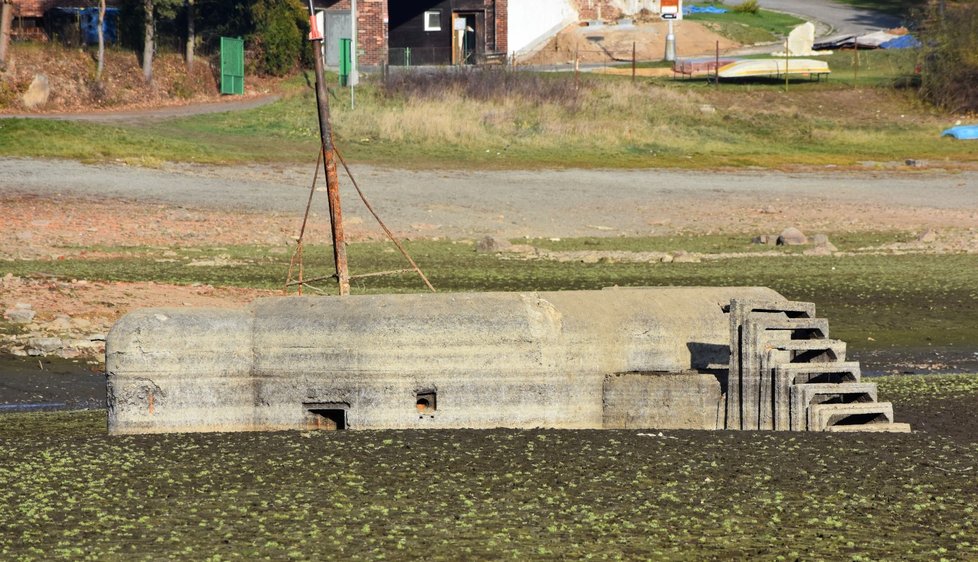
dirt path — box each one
[1,158,976,244]
[0,94,281,123]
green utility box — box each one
[220,36,244,95]
[338,38,352,86]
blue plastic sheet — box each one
[684,6,729,14]
[879,35,921,49]
[942,125,978,140]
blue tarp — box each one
[879,35,921,49]
[942,125,978,140]
[50,7,119,45]
[685,6,729,14]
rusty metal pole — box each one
[307,1,350,295]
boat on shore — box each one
[717,58,830,79]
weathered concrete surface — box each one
[106,287,782,434]
[602,372,725,430]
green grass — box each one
[5,238,977,350]
[2,58,973,170]
[877,373,978,402]
[686,6,806,44]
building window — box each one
[424,10,441,31]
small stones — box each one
[22,73,51,109]
[27,337,64,356]
[777,227,808,246]
[811,234,837,252]
[475,236,512,253]
[4,303,36,324]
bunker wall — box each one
[106,287,783,434]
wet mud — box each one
[1,404,976,560]
[0,355,105,412]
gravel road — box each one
[758,0,903,36]
[2,158,975,239]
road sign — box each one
[661,0,682,20]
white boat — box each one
[717,58,830,79]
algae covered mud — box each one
[1,376,978,561]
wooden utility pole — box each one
[0,0,14,68]
[307,0,350,295]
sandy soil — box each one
[2,159,975,352]
[524,21,740,65]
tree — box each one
[919,1,978,112]
[96,0,106,80]
[142,0,154,83]
[0,0,13,68]
[185,0,194,70]
[250,0,308,76]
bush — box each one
[249,0,308,76]
[732,0,760,14]
[919,2,978,113]
[382,68,586,108]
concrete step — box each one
[776,361,862,385]
[789,383,878,431]
[740,317,832,430]
[746,316,830,340]
[727,299,817,430]
[772,362,862,430]
[827,423,912,434]
[809,402,894,432]
[767,339,847,363]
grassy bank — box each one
[4,236,977,350]
[1,52,971,169]
[685,6,806,44]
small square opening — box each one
[416,391,436,414]
[304,402,349,430]
[424,10,441,31]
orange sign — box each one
[661,0,681,19]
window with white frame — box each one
[424,10,441,31]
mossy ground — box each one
[1,374,976,561]
[5,236,977,350]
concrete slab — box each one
[809,402,894,432]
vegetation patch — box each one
[3,54,972,170]
[1,401,977,559]
[4,238,977,351]
[686,5,805,44]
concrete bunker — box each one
[105,287,909,434]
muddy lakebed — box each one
[2,161,978,558]
[1,357,977,559]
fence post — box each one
[632,41,636,82]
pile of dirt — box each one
[523,21,740,65]
[0,43,273,113]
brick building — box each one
[6,0,120,41]
[315,0,506,66]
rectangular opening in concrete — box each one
[304,402,349,430]
[793,371,857,385]
[416,390,436,415]
[831,412,890,426]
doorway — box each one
[452,11,483,65]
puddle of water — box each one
[0,355,106,411]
